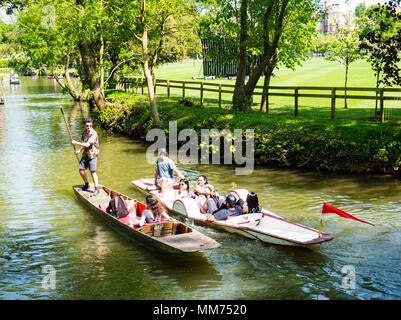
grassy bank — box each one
[125,58,401,121]
[97,90,401,175]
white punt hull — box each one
[131,178,334,248]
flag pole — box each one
[318,212,323,238]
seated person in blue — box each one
[139,194,171,226]
[202,194,247,221]
[154,148,184,197]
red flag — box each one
[322,202,375,226]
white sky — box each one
[336,0,388,11]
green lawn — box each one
[126,58,401,122]
[153,58,377,86]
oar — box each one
[60,107,80,164]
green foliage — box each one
[100,90,401,174]
[362,1,401,88]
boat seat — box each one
[119,213,141,227]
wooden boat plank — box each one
[158,232,221,252]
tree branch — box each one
[105,56,143,83]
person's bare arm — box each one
[71,139,90,148]
[173,168,184,180]
[194,185,211,196]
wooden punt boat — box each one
[132,178,334,248]
[73,184,221,253]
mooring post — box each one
[200,82,204,106]
[167,80,170,99]
[331,88,336,119]
[380,88,384,123]
[219,83,222,108]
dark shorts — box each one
[79,155,98,172]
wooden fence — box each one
[116,77,401,123]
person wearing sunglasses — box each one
[175,178,197,200]
[71,117,100,197]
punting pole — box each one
[60,107,80,164]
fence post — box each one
[294,87,299,117]
[167,80,170,99]
[200,82,204,106]
[182,82,185,100]
[219,84,222,108]
[380,88,384,123]
[331,88,336,119]
[141,78,144,95]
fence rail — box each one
[116,77,401,123]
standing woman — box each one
[140,194,171,226]
[71,117,100,197]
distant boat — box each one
[48,74,64,79]
[24,70,36,76]
[9,74,20,84]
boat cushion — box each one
[125,200,136,214]
[119,213,140,226]
[99,202,109,212]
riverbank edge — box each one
[94,90,401,175]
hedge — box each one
[95,90,401,175]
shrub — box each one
[99,91,401,175]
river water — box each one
[0,76,400,300]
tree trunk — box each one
[141,0,161,127]
[260,49,278,112]
[99,34,105,98]
[232,0,249,112]
[76,0,105,111]
[344,61,349,109]
[64,54,84,101]
[375,70,380,118]
[260,69,272,113]
[235,0,289,112]
[150,16,168,88]
[78,41,105,111]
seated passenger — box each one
[139,194,171,226]
[202,194,246,221]
[175,178,197,200]
[193,175,215,199]
[154,148,185,197]
[246,192,262,213]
